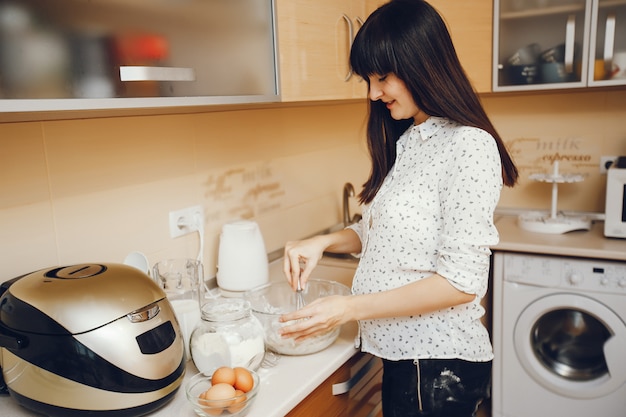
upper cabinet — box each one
[0,0,278,113]
[429,0,493,93]
[493,0,626,91]
[275,0,493,101]
[275,0,377,102]
[589,0,626,85]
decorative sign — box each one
[202,162,285,224]
[506,136,597,179]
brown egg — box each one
[198,389,222,417]
[199,403,222,417]
[233,367,254,393]
[211,366,236,386]
[200,382,236,415]
[227,389,247,413]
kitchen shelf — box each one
[501,4,585,20]
[501,0,626,19]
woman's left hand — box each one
[278,295,352,342]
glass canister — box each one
[152,258,203,362]
[190,298,265,375]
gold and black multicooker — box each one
[0,263,185,417]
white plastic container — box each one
[216,220,269,293]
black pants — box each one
[381,358,491,417]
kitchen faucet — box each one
[343,182,362,227]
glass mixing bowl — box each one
[244,279,351,355]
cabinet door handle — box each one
[119,66,196,82]
[353,17,365,83]
[332,355,376,395]
[342,14,354,82]
[355,16,364,30]
[564,14,576,73]
[603,13,616,74]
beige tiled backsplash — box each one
[1,103,371,280]
[1,90,625,281]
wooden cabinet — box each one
[346,353,383,417]
[286,352,383,417]
[429,0,494,93]
[0,0,495,117]
[275,0,493,101]
[286,354,351,417]
[276,0,378,102]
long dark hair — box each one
[350,0,518,204]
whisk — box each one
[295,260,306,310]
[295,277,306,310]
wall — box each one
[1,89,625,282]
[484,89,626,212]
[0,103,371,281]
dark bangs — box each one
[350,17,399,80]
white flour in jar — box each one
[191,331,264,374]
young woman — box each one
[280,1,518,416]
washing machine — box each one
[492,252,626,417]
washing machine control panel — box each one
[502,253,626,294]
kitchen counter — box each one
[493,215,626,261]
[4,217,624,417]
[151,323,358,417]
[1,331,358,417]
[1,258,360,417]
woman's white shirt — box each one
[347,116,501,362]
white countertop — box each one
[1,258,360,417]
[147,323,358,417]
[1,329,358,417]
[493,215,626,261]
[3,216,625,417]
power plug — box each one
[169,205,204,238]
[600,156,617,174]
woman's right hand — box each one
[283,228,362,291]
[283,236,326,291]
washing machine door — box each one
[514,293,626,399]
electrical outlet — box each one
[169,205,204,238]
[600,156,617,174]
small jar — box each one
[190,298,265,374]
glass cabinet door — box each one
[588,0,626,86]
[0,0,278,112]
[493,0,592,91]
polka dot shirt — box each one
[347,116,501,362]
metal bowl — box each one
[244,279,351,355]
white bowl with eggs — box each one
[185,367,260,417]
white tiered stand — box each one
[518,161,591,234]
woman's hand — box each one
[278,295,353,342]
[283,229,362,290]
[283,236,326,290]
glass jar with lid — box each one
[190,298,265,374]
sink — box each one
[310,262,357,287]
[322,251,359,261]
